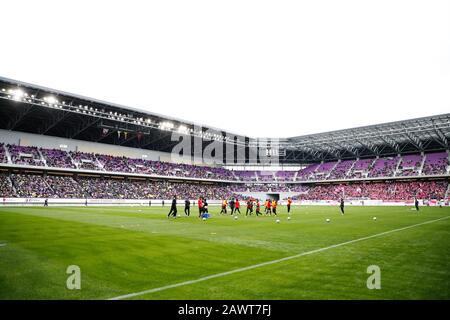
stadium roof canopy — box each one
[1,76,449,165]
[283,114,450,163]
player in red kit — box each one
[198,196,203,217]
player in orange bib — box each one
[287,197,292,214]
[272,200,277,216]
[220,199,228,214]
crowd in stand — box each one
[2,143,449,182]
[3,174,248,200]
[0,174,15,197]
[45,176,86,198]
[298,180,448,201]
[422,152,449,175]
[69,151,101,171]
[1,172,448,201]
[10,174,53,198]
[0,143,7,163]
[41,148,76,169]
[7,144,44,166]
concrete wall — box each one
[0,129,171,161]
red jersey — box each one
[198,199,203,208]
[235,200,240,208]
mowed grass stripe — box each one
[108,215,450,300]
[1,206,449,299]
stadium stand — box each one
[422,152,449,175]
[0,79,449,206]
[0,143,449,183]
[8,144,45,167]
[298,180,448,201]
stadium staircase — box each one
[447,151,450,174]
[95,157,105,171]
[346,159,357,177]
[3,144,12,164]
[44,176,55,194]
[325,161,340,179]
[293,171,299,182]
[445,184,450,200]
[37,149,48,167]
[418,152,426,175]
[67,151,77,169]
[393,155,402,177]
[7,176,17,194]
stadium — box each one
[0,76,449,300]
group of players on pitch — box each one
[168,196,294,218]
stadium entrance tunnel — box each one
[267,193,280,201]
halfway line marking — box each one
[0,243,7,247]
[108,215,450,300]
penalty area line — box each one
[108,215,450,300]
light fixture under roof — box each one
[10,88,25,101]
[44,96,58,104]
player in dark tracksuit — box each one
[184,199,190,216]
[44,198,48,207]
[229,199,235,215]
[415,198,419,211]
[340,198,345,215]
[168,196,177,218]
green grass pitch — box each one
[0,205,449,300]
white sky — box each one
[0,0,449,138]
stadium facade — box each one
[0,76,449,205]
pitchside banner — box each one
[2,198,443,207]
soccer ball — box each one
[234,216,238,220]
[276,219,280,223]
[373,217,377,221]
[202,217,207,221]
[326,218,330,223]
[287,216,291,221]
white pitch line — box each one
[0,243,6,247]
[108,215,450,300]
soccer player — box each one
[229,198,235,215]
[220,199,228,214]
[184,199,191,216]
[287,197,292,214]
[246,198,253,216]
[272,200,277,215]
[267,199,272,215]
[340,198,345,215]
[235,198,241,214]
[255,199,262,216]
[415,197,419,211]
[44,198,48,207]
[202,198,209,216]
[168,196,177,218]
[198,197,203,217]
